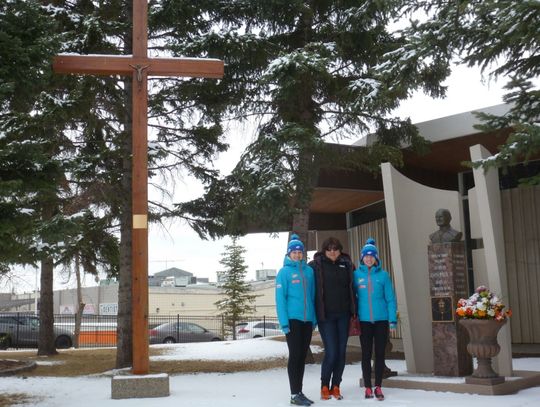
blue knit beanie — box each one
[287,233,304,254]
[361,238,380,265]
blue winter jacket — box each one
[353,263,397,325]
[275,255,317,334]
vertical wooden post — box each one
[131,0,149,375]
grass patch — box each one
[0,393,38,407]
[0,346,289,377]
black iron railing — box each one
[0,313,281,349]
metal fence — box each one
[1,313,400,350]
[0,313,280,350]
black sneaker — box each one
[299,392,314,405]
[291,394,311,406]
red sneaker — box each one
[331,386,343,400]
[321,385,331,400]
[365,387,373,399]
[374,386,385,401]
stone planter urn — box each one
[459,319,507,385]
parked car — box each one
[0,314,74,349]
[235,321,282,339]
[149,322,222,344]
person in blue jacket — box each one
[276,234,317,406]
[353,238,397,401]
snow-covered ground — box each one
[1,338,539,406]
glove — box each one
[282,326,290,334]
[389,322,397,330]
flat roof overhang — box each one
[308,128,512,230]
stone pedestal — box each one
[111,373,170,399]
[428,242,472,376]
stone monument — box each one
[428,209,472,376]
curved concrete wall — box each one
[381,163,462,373]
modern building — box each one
[300,103,539,375]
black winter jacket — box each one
[309,251,357,322]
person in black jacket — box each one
[309,237,356,400]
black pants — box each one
[285,319,313,394]
[359,320,389,388]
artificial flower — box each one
[455,286,511,320]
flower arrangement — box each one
[456,286,512,321]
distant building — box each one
[99,278,118,286]
[5,279,277,317]
[150,267,196,287]
[216,270,227,284]
[161,275,195,287]
[256,269,277,281]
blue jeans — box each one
[318,312,350,388]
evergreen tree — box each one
[215,238,256,340]
[1,0,122,355]
[2,0,228,364]
[172,0,433,240]
[380,0,540,184]
[1,0,69,355]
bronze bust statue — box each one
[429,208,463,243]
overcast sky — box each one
[1,63,508,294]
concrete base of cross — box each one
[111,372,169,399]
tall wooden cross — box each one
[53,0,223,375]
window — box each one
[0,316,16,324]
[188,323,205,333]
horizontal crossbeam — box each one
[53,55,224,78]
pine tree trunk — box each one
[292,210,310,246]
[74,256,84,349]
[37,256,57,355]
[115,74,133,369]
[115,3,134,367]
[116,207,133,368]
[37,202,57,356]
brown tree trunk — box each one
[292,210,310,248]
[37,256,57,355]
[73,256,84,348]
[116,206,133,368]
[115,73,134,368]
[37,201,58,356]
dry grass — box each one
[0,345,290,377]
[0,393,38,407]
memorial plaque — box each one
[428,244,468,298]
[428,242,472,377]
